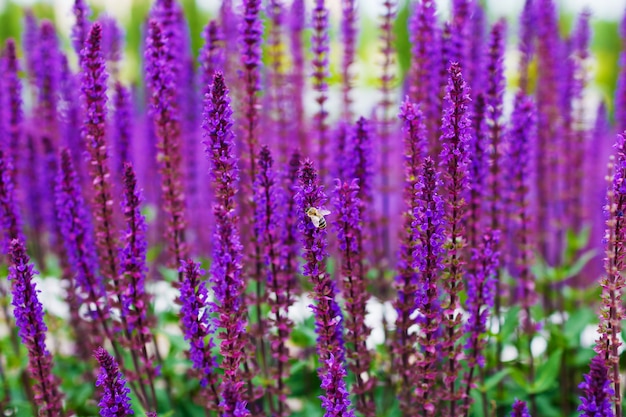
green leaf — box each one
[564,249,597,280]
[530,349,563,394]
[480,368,511,392]
[498,306,521,343]
[509,368,530,391]
[563,308,596,347]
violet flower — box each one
[596,132,626,417]
[202,71,249,417]
[56,149,111,348]
[81,22,120,287]
[289,0,306,150]
[254,146,294,416]
[450,0,471,77]
[333,179,375,417]
[508,92,538,333]
[518,0,536,93]
[311,0,330,177]
[616,10,626,132]
[393,98,427,413]
[0,150,24,253]
[9,239,64,417]
[113,82,133,173]
[23,11,39,82]
[296,159,352,414]
[267,0,290,162]
[145,19,188,270]
[179,259,220,410]
[283,150,302,296]
[347,117,374,258]
[414,157,446,416]
[119,163,158,410]
[409,0,440,139]
[340,0,357,121]
[36,21,61,135]
[198,20,224,97]
[94,346,134,417]
[511,399,531,417]
[59,56,84,180]
[468,93,487,251]
[71,0,92,57]
[4,39,23,182]
[439,61,472,414]
[462,230,500,414]
[319,354,355,417]
[578,356,615,417]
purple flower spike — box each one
[119,163,158,410]
[202,72,250,417]
[4,39,23,181]
[340,0,357,121]
[0,150,24,253]
[238,0,263,184]
[296,160,345,364]
[179,259,220,410]
[56,149,110,347]
[511,399,531,417]
[254,146,294,415]
[393,97,427,413]
[518,0,536,93]
[94,346,135,417]
[23,11,40,81]
[9,239,64,417]
[311,0,330,177]
[318,354,355,417]
[145,19,188,271]
[616,11,626,132]
[81,22,120,287]
[462,230,500,413]
[596,132,626,417]
[37,21,61,134]
[414,157,445,416]
[439,61,472,414]
[71,0,92,56]
[509,92,538,333]
[409,0,440,138]
[578,356,615,417]
[199,20,224,96]
[113,82,133,172]
[289,0,306,150]
[333,179,375,416]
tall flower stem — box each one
[9,239,65,417]
[311,0,330,178]
[439,62,471,417]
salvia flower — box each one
[518,0,536,93]
[4,39,23,182]
[318,354,355,417]
[81,22,120,287]
[596,132,626,417]
[511,399,531,417]
[413,157,446,415]
[508,92,538,333]
[393,98,427,413]
[578,355,615,417]
[119,163,158,410]
[616,10,626,132]
[9,239,64,417]
[94,346,134,417]
[55,149,110,347]
[202,71,249,417]
[113,82,133,173]
[296,159,351,412]
[71,0,92,56]
[439,61,472,414]
[179,259,220,410]
[0,150,24,253]
[199,20,224,96]
[340,0,357,121]
[254,146,293,415]
[462,230,500,413]
[36,20,61,135]
[289,0,306,150]
[311,0,330,177]
[333,179,375,416]
[145,19,188,270]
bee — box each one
[306,207,331,229]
